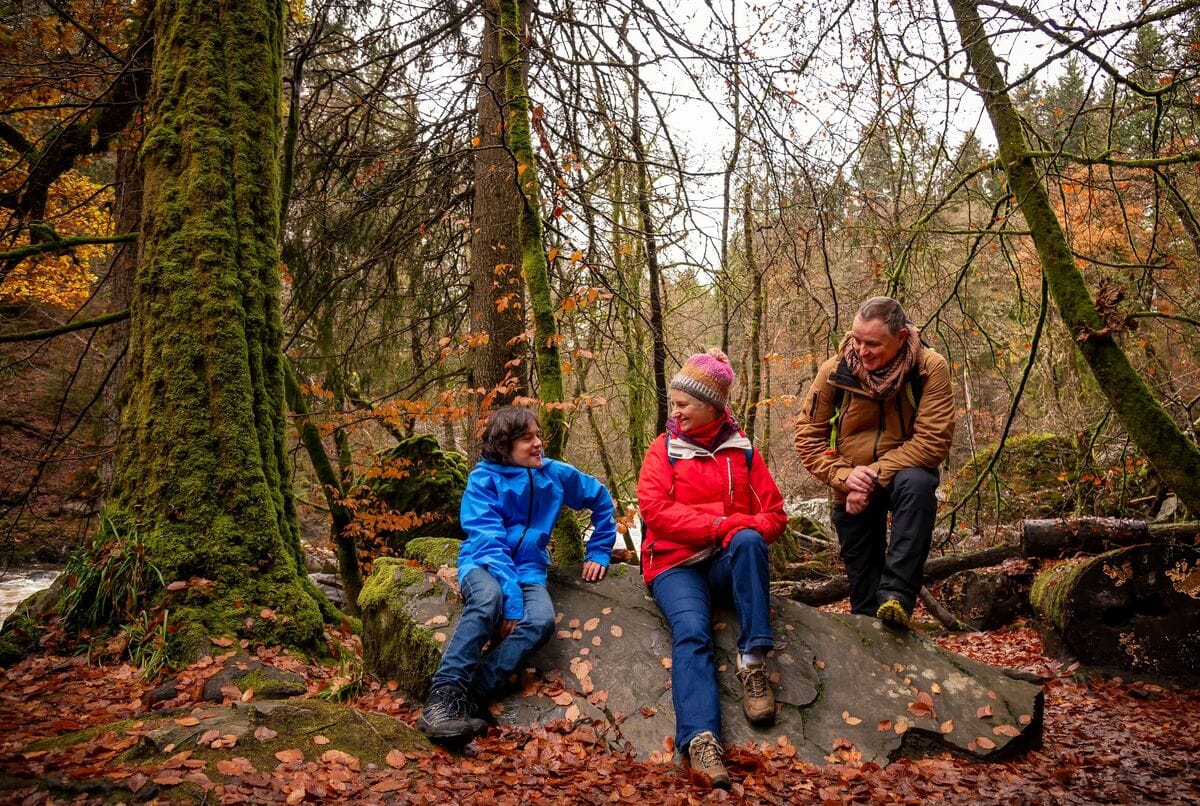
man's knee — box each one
[892,467,939,503]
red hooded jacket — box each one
[638,425,787,585]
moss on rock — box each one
[404,538,462,569]
[358,558,455,695]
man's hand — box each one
[497,619,518,640]
[581,561,607,582]
[845,489,870,515]
[845,465,878,495]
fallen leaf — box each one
[641,706,657,718]
[842,711,863,725]
[552,691,574,706]
[976,704,993,719]
[386,749,406,769]
[1018,714,1033,725]
[976,736,996,750]
[275,748,304,764]
[556,630,572,640]
[877,720,892,732]
[894,720,909,734]
[434,632,447,643]
[314,735,330,745]
[198,729,220,746]
[254,726,277,741]
[167,581,188,591]
[591,636,602,647]
[423,615,448,627]
[940,720,954,734]
[564,704,581,722]
[174,717,200,727]
[584,617,600,631]
[260,608,276,621]
[610,625,623,637]
[993,724,1021,737]
[286,786,306,805]
[660,657,672,669]
[152,773,185,786]
[815,659,826,670]
[602,608,613,615]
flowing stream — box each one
[0,569,60,628]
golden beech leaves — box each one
[0,171,114,308]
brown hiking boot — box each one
[736,657,776,725]
[687,731,731,790]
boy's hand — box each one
[498,619,518,640]
[581,561,607,582]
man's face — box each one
[509,426,544,468]
[851,315,906,372]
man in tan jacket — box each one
[794,297,955,627]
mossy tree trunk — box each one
[107,0,327,655]
[949,0,1200,515]
[498,0,567,458]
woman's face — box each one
[670,390,720,433]
[509,425,544,468]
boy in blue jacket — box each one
[417,406,617,741]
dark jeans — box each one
[430,567,556,698]
[650,529,774,751]
[831,467,939,616]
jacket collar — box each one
[666,431,752,461]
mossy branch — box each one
[0,309,130,343]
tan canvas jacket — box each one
[794,347,955,501]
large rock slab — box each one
[360,560,1043,765]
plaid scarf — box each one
[840,326,923,400]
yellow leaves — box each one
[0,170,113,308]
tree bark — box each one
[1029,543,1200,674]
[467,0,531,414]
[107,0,328,655]
[949,0,1200,514]
[499,0,567,459]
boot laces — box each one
[690,733,723,768]
[741,666,769,699]
[427,686,469,721]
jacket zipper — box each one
[873,400,885,461]
[726,457,734,505]
[511,467,535,560]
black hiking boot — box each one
[417,685,488,741]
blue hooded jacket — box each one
[457,458,617,620]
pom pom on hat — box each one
[670,348,734,409]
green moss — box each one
[404,538,462,569]
[358,559,449,694]
[1029,559,1087,631]
[25,720,138,753]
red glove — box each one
[718,513,757,547]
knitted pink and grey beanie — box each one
[670,348,734,409]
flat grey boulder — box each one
[360,559,1042,765]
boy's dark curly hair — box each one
[480,406,540,464]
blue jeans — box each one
[831,466,939,615]
[430,567,556,698]
[650,529,774,751]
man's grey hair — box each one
[855,296,908,336]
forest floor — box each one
[2,611,1198,804]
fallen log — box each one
[775,544,1021,606]
[1028,543,1200,674]
[938,564,1035,631]
[1021,517,1199,558]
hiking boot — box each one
[687,731,731,790]
[876,598,911,629]
[416,685,488,741]
[736,656,776,725]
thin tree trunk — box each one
[949,0,1200,513]
[744,182,764,438]
[629,55,668,435]
[499,0,566,460]
[468,0,530,417]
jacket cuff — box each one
[832,467,852,491]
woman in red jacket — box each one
[638,349,788,789]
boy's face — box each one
[509,425,544,468]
